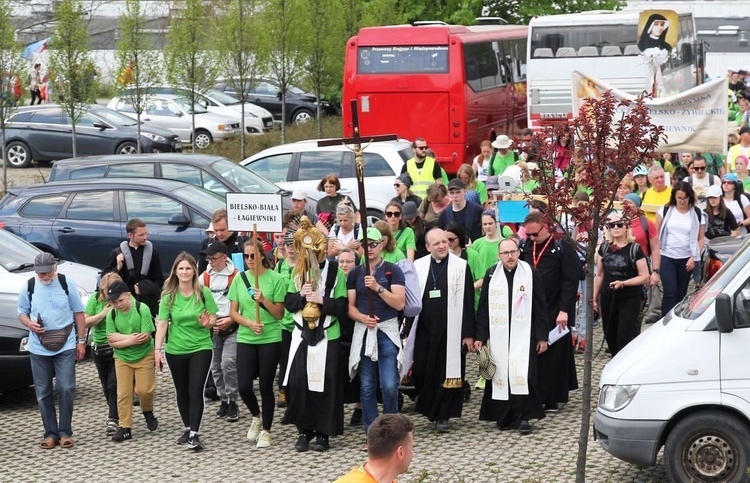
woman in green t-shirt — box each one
[384,201,416,261]
[229,240,286,449]
[84,272,123,435]
[155,252,218,451]
[372,221,406,264]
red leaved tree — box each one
[521,91,664,482]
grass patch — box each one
[201,116,343,162]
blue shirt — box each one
[18,275,85,356]
[347,260,405,321]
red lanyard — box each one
[532,236,554,268]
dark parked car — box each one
[0,178,225,276]
[213,77,336,124]
[4,104,182,168]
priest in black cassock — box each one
[520,212,580,411]
[476,238,549,435]
[404,228,476,433]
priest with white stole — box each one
[476,238,549,435]
[405,228,476,434]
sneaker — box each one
[312,435,329,452]
[349,408,363,426]
[143,411,159,431]
[518,420,533,436]
[276,390,287,408]
[215,401,229,419]
[295,432,313,452]
[187,434,203,451]
[436,420,450,433]
[226,401,240,422]
[246,417,262,443]
[106,419,118,436]
[112,427,132,442]
[176,429,190,445]
[256,430,272,449]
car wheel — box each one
[292,109,313,124]
[116,141,138,155]
[193,130,213,149]
[664,411,750,483]
[366,209,383,227]
[6,141,32,168]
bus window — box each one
[357,46,449,74]
[465,42,502,91]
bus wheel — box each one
[664,411,750,483]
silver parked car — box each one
[107,95,240,149]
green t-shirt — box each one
[287,269,347,341]
[382,249,406,263]
[475,180,489,204]
[228,270,286,345]
[522,179,539,193]
[743,177,750,193]
[393,227,416,256]
[489,151,516,177]
[85,296,110,345]
[469,237,501,278]
[106,297,156,363]
[275,259,295,332]
[158,286,218,355]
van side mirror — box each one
[715,293,734,333]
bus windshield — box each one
[531,25,638,56]
[357,46,449,74]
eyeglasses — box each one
[244,253,255,260]
[607,222,626,229]
[526,231,541,238]
[414,146,429,150]
[675,196,689,201]
[499,249,519,257]
[723,180,735,185]
[323,184,336,189]
[693,166,707,171]
[205,256,224,262]
[393,183,402,188]
[385,211,402,218]
[338,258,354,264]
[447,236,457,243]
[367,241,381,249]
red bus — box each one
[342,21,528,174]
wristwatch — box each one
[76,338,86,344]
[377,286,385,294]
[652,269,660,274]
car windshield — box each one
[679,238,750,320]
[210,158,281,193]
[89,107,138,127]
[0,229,41,272]
[173,184,225,211]
[207,89,241,105]
[173,96,208,114]
[289,85,306,95]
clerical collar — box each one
[432,256,445,264]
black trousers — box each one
[237,342,280,431]
[92,348,118,420]
[601,291,643,356]
[166,350,212,432]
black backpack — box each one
[27,273,68,304]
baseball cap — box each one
[291,190,307,201]
[485,175,500,190]
[106,281,130,302]
[34,253,57,274]
[358,226,383,242]
[623,193,642,208]
[200,240,230,257]
[706,185,723,198]
[448,178,465,191]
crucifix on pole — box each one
[318,99,396,316]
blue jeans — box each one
[30,349,76,440]
[358,330,399,432]
[661,255,693,316]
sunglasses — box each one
[414,146,429,150]
[244,253,256,260]
[393,183,402,188]
[693,166,706,171]
[526,231,541,238]
[607,222,626,229]
[447,236,458,243]
[385,211,402,218]
[367,241,381,249]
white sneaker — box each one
[246,418,262,443]
[256,430,272,448]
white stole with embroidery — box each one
[487,260,533,400]
[403,253,466,387]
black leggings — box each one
[278,329,292,389]
[30,89,42,105]
[166,350,212,432]
[601,291,643,356]
[237,342,280,431]
[92,349,118,420]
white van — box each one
[594,239,750,482]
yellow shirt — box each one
[642,186,672,222]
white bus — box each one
[527,10,700,130]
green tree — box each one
[116,0,161,153]
[300,0,345,138]
[165,0,219,153]
[215,0,261,160]
[257,0,308,143]
[0,0,24,190]
[486,0,624,25]
[48,0,98,158]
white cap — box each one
[291,190,307,201]
[706,185,722,198]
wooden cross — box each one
[318,99,396,315]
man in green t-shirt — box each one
[106,281,158,442]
